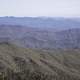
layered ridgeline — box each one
[0,25,80,49]
[0,17,80,80]
[0,43,80,80]
[0,18,80,80]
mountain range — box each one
[0,17,80,80]
[0,17,80,30]
[0,24,80,49]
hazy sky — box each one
[0,0,80,17]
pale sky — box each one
[0,0,80,17]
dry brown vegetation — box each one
[0,43,80,80]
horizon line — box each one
[0,16,80,18]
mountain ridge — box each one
[0,25,80,49]
[0,17,80,29]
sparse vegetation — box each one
[0,43,80,80]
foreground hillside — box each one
[0,43,80,80]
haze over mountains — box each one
[0,17,80,30]
[0,17,80,80]
[0,17,80,49]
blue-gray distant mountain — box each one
[54,28,80,49]
[0,25,80,49]
[0,17,80,30]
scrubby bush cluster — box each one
[0,68,80,80]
